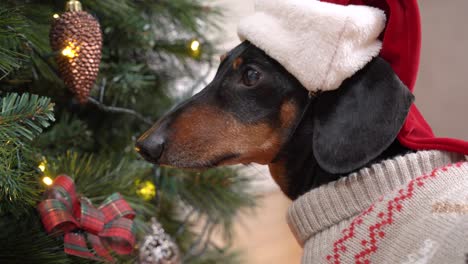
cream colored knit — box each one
[287,150,468,264]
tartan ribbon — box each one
[37,175,136,262]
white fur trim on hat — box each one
[237,0,386,92]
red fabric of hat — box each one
[322,0,468,155]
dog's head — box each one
[136,41,414,198]
[137,42,309,168]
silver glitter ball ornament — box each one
[139,218,181,264]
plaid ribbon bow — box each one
[37,175,136,262]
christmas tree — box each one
[0,1,256,263]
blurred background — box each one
[211,0,468,263]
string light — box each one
[188,39,201,58]
[38,160,53,186]
[190,40,200,52]
[42,176,54,186]
[38,161,46,172]
[137,181,156,201]
[61,41,80,58]
[62,47,75,58]
[53,14,60,19]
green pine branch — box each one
[0,210,70,264]
[34,113,93,154]
[0,142,40,216]
[159,167,257,242]
[0,7,28,79]
[0,93,55,216]
[0,93,55,142]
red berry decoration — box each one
[50,0,102,104]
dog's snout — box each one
[136,134,165,163]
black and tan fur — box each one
[136,41,414,200]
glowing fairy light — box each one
[137,181,156,201]
[53,14,60,19]
[61,42,80,58]
[190,40,200,52]
[39,160,52,186]
[62,46,76,58]
[42,176,54,186]
[38,162,46,172]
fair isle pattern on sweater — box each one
[327,161,467,264]
[287,150,468,264]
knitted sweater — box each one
[287,150,468,264]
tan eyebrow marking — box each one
[233,57,243,70]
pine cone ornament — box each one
[139,218,181,264]
[50,0,102,104]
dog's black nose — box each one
[136,135,165,163]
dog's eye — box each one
[242,68,261,86]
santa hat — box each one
[238,0,386,92]
[238,0,468,155]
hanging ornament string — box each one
[37,175,136,262]
[50,0,102,104]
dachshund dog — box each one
[136,41,414,200]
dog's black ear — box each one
[312,57,414,174]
